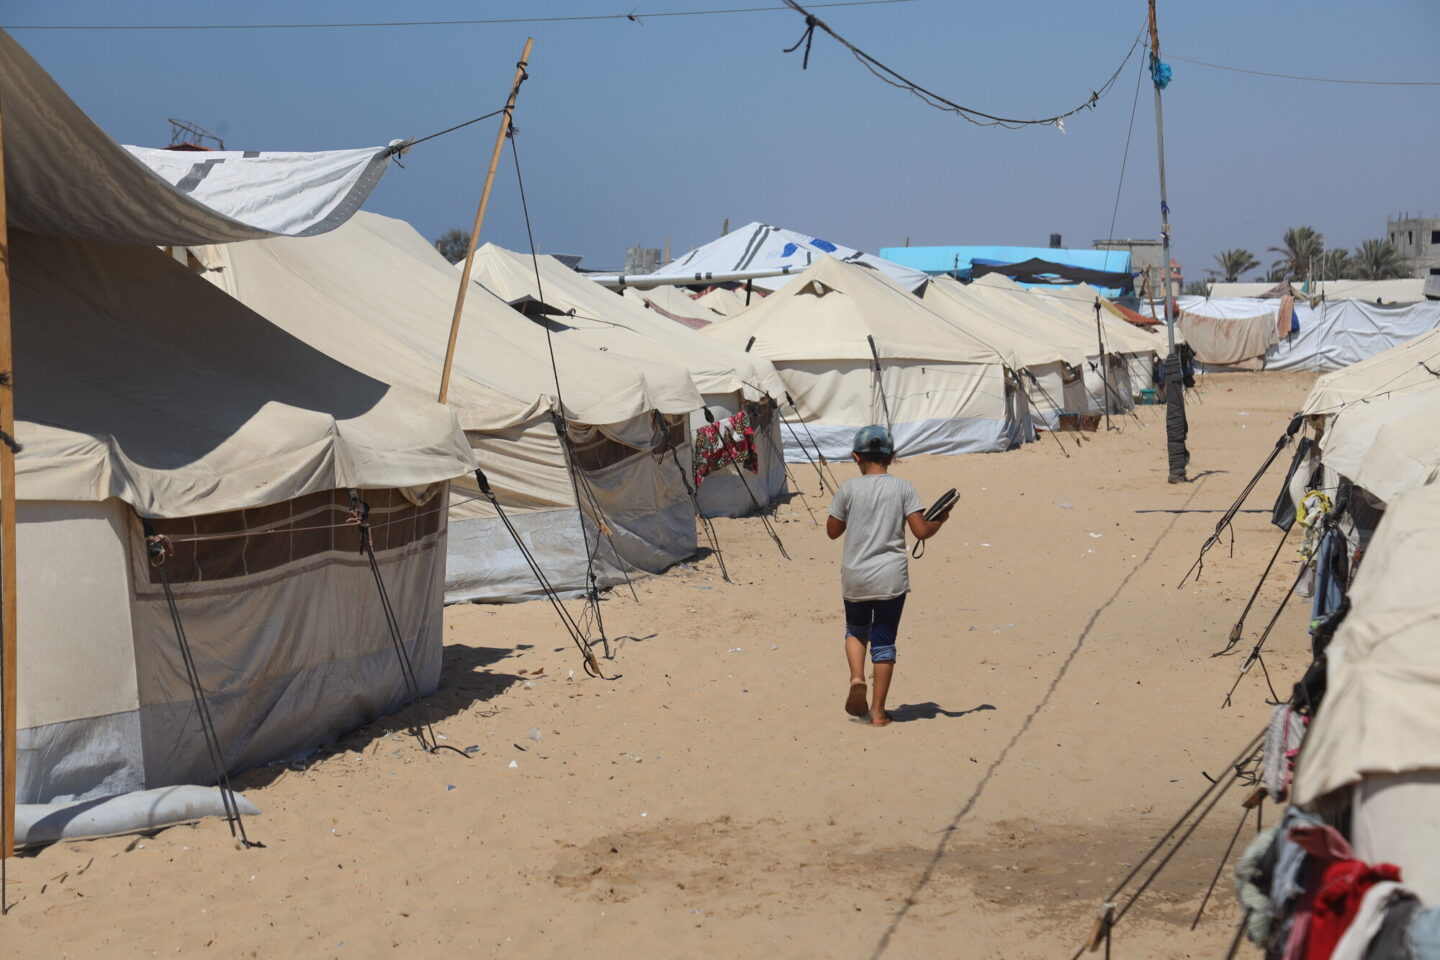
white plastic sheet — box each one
[0,30,395,245]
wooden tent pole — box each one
[0,89,18,864]
[438,37,535,404]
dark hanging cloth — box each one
[1164,352,1189,481]
[1272,436,1316,531]
[1361,893,1420,960]
[1310,527,1349,632]
[970,257,1135,291]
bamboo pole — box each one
[0,89,18,864]
[439,37,535,404]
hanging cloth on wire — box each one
[693,407,759,486]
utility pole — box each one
[1149,0,1188,483]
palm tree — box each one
[1351,239,1411,280]
[1319,248,1353,281]
[1207,248,1260,282]
[1269,226,1325,281]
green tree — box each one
[434,228,472,264]
[1351,238,1411,280]
[1207,248,1260,282]
[1319,247,1354,281]
[1268,226,1325,281]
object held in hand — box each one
[912,489,957,559]
[924,488,958,522]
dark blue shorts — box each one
[843,595,907,663]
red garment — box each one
[1282,824,1355,960]
[1303,859,1402,960]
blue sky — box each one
[6,1,1438,278]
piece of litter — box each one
[464,745,481,755]
[527,728,543,742]
[1088,532,1102,539]
[727,647,742,653]
[445,784,456,792]
[770,644,779,650]
[980,542,991,548]
[640,812,648,817]
[1059,503,1073,509]
[508,760,518,769]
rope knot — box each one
[145,533,174,567]
[782,15,818,69]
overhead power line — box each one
[2,0,913,31]
[779,0,1146,128]
[1166,53,1440,87]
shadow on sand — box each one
[887,702,996,723]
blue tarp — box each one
[879,245,1134,298]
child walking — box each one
[826,426,951,726]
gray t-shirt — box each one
[829,473,924,601]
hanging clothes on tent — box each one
[693,407,759,486]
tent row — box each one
[655,256,1166,460]
[1,24,1168,845]
[1222,328,1440,949]
[0,28,802,843]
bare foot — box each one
[869,712,893,727]
[845,682,868,717]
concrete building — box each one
[1091,237,1183,298]
[1387,215,1440,279]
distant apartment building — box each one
[623,245,665,275]
[1387,216,1440,278]
[1092,238,1182,298]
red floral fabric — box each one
[693,407,758,487]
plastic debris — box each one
[508,760,518,769]
[1059,503,1074,509]
[527,728,544,742]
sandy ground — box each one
[1,372,1321,960]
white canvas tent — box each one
[1,28,478,842]
[467,245,791,519]
[1292,483,1440,902]
[1030,283,1161,402]
[695,286,752,317]
[954,274,1112,420]
[916,276,1093,430]
[9,231,475,827]
[700,257,1032,460]
[1317,381,1440,505]
[622,284,720,327]
[612,221,930,293]
[196,212,705,602]
[1300,328,1440,417]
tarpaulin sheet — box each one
[0,28,395,245]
